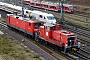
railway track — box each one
[63,25,90,60]
[62,22,90,39]
[62,20,90,31]
[1,0,90,40]
[0,21,7,28]
[64,14,90,24]
[62,22,90,45]
[74,11,90,18]
[2,2,90,38]
[0,1,90,29]
[1,21,90,60]
[64,11,90,23]
[0,21,76,60]
[62,21,90,59]
[53,11,90,24]
[64,25,90,39]
[30,7,90,29]
[0,16,89,60]
[0,21,56,60]
[73,50,90,60]
[34,40,75,60]
[0,2,90,60]
[33,7,90,31]
[74,48,90,60]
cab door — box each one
[26,22,34,33]
[44,26,51,40]
[6,16,10,23]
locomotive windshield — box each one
[69,6,73,10]
[47,16,56,20]
[68,36,75,46]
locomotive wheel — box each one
[35,32,39,41]
[45,41,48,45]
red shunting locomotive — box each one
[6,13,80,53]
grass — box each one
[0,33,43,60]
[0,18,4,21]
[64,17,90,28]
[53,12,90,28]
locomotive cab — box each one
[39,22,79,53]
[63,4,74,13]
[64,35,77,53]
[63,32,81,53]
[68,36,75,46]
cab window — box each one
[39,15,43,18]
[26,11,28,13]
[34,23,43,28]
[44,17,46,19]
[50,6,54,9]
[29,23,31,26]
[45,26,50,30]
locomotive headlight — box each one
[65,44,68,47]
[70,40,71,42]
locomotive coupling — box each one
[72,48,77,53]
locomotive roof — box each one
[63,4,73,7]
[54,30,75,36]
[2,2,35,13]
[32,10,54,16]
[0,2,22,11]
[24,0,31,1]
[0,2,4,6]
[41,2,58,6]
